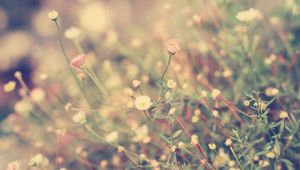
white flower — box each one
[167,79,177,89]
[134,95,153,111]
[236,8,262,22]
[211,89,221,100]
[64,26,81,40]
[208,143,216,150]
[30,88,46,103]
[48,10,58,21]
[72,111,87,124]
[225,138,233,146]
[28,153,49,168]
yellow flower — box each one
[28,153,49,168]
[212,110,220,118]
[134,95,153,111]
[192,116,199,123]
[208,142,216,150]
[3,81,16,92]
[236,8,262,22]
[266,151,276,159]
[191,135,199,145]
[168,107,176,115]
[243,100,250,106]
[265,87,279,97]
[150,159,160,167]
[279,111,288,119]
[167,79,177,89]
[48,10,58,21]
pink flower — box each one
[166,38,180,55]
[70,54,87,68]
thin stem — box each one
[160,54,173,84]
[230,146,242,169]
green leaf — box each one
[265,96,278,107]
[281,159,295,170]
[173,130,183,139]
[159,133,170,144]
[274,139,281,157]
[269,120,282,129]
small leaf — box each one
[159,133,170,144]
[173,130,183,139]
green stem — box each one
[230,146,242,169]
[83,68,106,96]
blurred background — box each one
[1,0,300,169]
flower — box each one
[225,138,233,146]
[166,38,180,55]
[236,8,262,22]
[64,26,81,40]
[70,54,87,68]
[30,88,46,102]
[167,79,177,89]
[191,135,199,145]
[132,79,141,88]
[134,95,153,111]
[279,111,288,119]
[72,111,87,124]
[150,159,160,167]
[48,10,58,21]
[105,131,119,143]
[117,146,125,153]
[7,161,20,170]
[192,116,199,123]
[212,110,220,118]
[265,87,279,97]
[200,90,208,97]
[211,89,221,100]
[266,151,276,159]
[168,107,176,115]
[178,141,185,148]
[28,153,49,168]
[243,100,250,106]
[208,142,216,150]
[3,81,16,92]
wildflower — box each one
[117,146,125,153]
[167,79,177,89]
[124,88,134,96]
[166,38,180,55]
[223,69,232,78]
[192,116,199,123]
[194,109,201,116]
[191,135,199,145]
[213,148,230,167]
[30,88,46,102]
[279,111,288,119]
[259,160,270,167]
[72,111,87,124]
[105,131,118,143]
[7,161,20,170]
[132,79,141,88]
[150,159,160,167]
[64,103,72,111]
[243,100,250,106]
[28,153,49,168]
[211,89,221,100]
[266,151,276,159]
[208,142,216,150]
[99,160,108,168]
[168,107,176,115]
[228,160,236,167]
[212,110,220,118]
[14,71,22,79]
[225,138,233,146]
[70,54,87,68]
[265,87,279,97]
[139,154,147,160]
[178,141,185,148]
[236,8,262,22]
[48,10,58,21]
[171,145,177,152]
[134,95,153,111]
[3,81,16,92]
[64,26,81,40]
